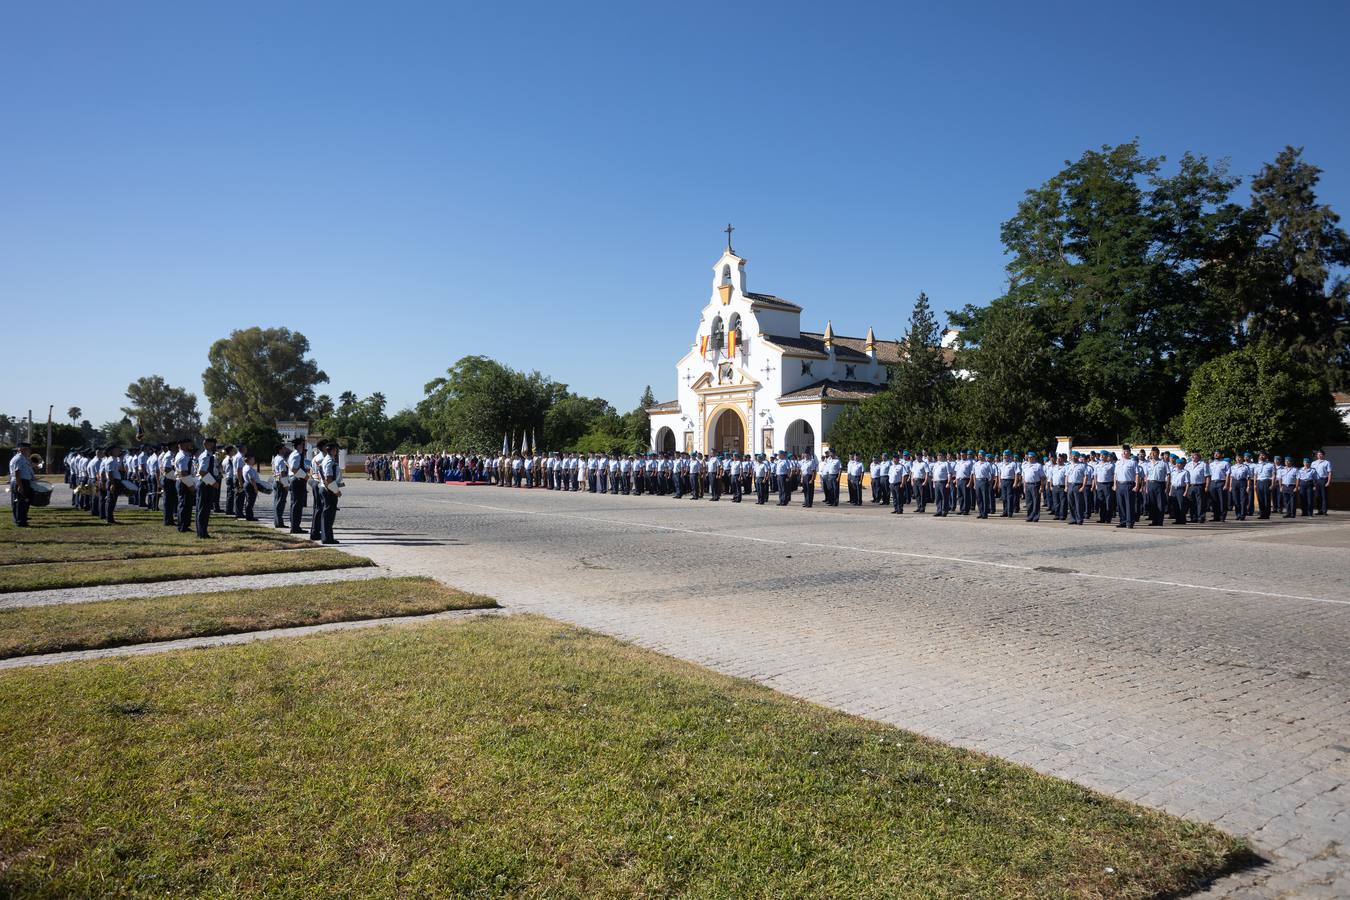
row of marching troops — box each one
[59,436,345,542]
[397,445,1334,524]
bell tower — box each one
[712,223,748,305]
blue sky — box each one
[4,1,1348,428]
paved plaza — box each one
[332,479,1349,897]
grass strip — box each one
[0,615,1250,897]
[0,548,370,594]
[0,577,493,659]
[1,507,304,566]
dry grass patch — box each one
[0,577,494,659]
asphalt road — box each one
[169,480,1350,895]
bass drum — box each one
[29,481,54,507]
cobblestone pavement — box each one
[332,480,1350,898]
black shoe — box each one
[321,539,339,545]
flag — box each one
[727,330,737,357]
[699,334,708,357]
[523,430,530,454]
[502,432,508,454]
[135,419,144,442]
[532,428,537,453]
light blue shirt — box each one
[8,452,34,485]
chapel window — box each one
[728,313,742,347]
[711,316,725,350]
[845,364,856,379]
[801,361,813,376]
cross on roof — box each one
[724,223,734,253]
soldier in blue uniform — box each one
[8,439,35,526]
[195,437,220,539]
[287,437,309,534]
[1144,448,1169,526]
[1114,447,1139,529]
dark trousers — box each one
[195,485,214,538]
[1314,477,1327,514]
[309,485,324,538]
[1208,484,1226,521]
[802,478,814,507]
[289,480,307,531]
[1000,479,1015,517]
[1231,480,1248,521]
[1067,486,1085,524]
[1255,480,1271,519]
[162,479,178,526]
[177,485,194,532]
[1051,486,1066,519]
[975,479,991,518]
[757,478,769,504]
[777,476,790,505]
[1147,481,1166,526]
[1299,481,1314,516]
[934,481,949,516]
[320,489,337,542]
[731,474,743,502]
[273,483,288,527]
[225,479,237,516]
[1115,485,1135,527]
[104,484,120,523]
[847,475,861,505]
[1282,485,1297,517]
[1024,484,1041,521]
[1096,486,1114,523]
[243,486,257,520]
[1171,487,1188,524]
[10,488,29,526]
[891,481,904,513]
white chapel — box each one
[647,233,903,457]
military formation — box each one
[370,445,1335,525]
[5,436,348,543]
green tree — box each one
[953,299,1059,451]
[418,356,564,452]
[622,386,657,453]
[202,327,329,435]
[67,406,81,424]
[1180,341,1347,455]
[99,417,138,448]
[387,408,429,451]
[544,395,614,449]
[828,292,956,456]
[1233,147,1350,388]
[951,142,1245,441]
[225,423,285,460]
[311,394,335,420]
[121,375,202,443]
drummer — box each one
[8,439,36,526]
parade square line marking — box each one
[429,497,1350,608]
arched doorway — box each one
[654,426,676,454]
[785,419,815,456]
[709,407,745,454]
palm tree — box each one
[338,391,358,408]
[67,406,82,423]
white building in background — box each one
[648,235,924,456]
[275,421,310,444]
